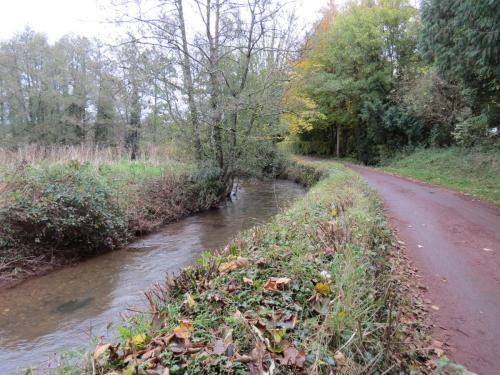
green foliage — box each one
[383,147,500,204]
[283,0,499,163]
[453,114,491,147]
[284,0,420,161]
[399,69,466,146]
[0,162,128,253]
[278,136,332,157]
[79,160,423,374]
[358,100,422,164]
[0,156,221,282]
[420,0,500,115]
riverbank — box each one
[63,160,432,374]
[0,152,220,289]
[0,148,318,289]
[381,147,500,205]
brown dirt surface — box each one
[350,164,500,375]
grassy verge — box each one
[382,147,500,205]
[0,157,223,288]
[58,160,429,375]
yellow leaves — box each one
[269,328,286,344]
[331,207,338,218]
[173,319,193,339]
[218,256,249,274]
[315,282,331,296]
[282,90,327,135]
[132,333,147,347]
[267,328,286,353]
[296,58,323,73]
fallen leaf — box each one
[173,320,193,339]
[263,277,291,291]
[400,316,415,325]
[418,245,424,248]
[226,279,240,292]
[275,314,297,330]
[132,333,147,347]
[212,339,225,355]
[276,345,305,367]
[183,293,196,309]
[218,257,249,274]
[334,351,347,367]
[315,282,331,296]
[268,328,286,343]
[483,248,493,252]
[431,305,440,311]
[243,277,254,285]
[163,368,170,375]
[431,340,445,357]
[94,343,111,360]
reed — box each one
[0,144,175,168]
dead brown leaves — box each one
[218,256,250,274]
[263,277,291,291]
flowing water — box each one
[0,179,304,374]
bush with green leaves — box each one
[453,114,491,147]
[0,162,128,254]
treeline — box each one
[283,0,500,164]
[0,31,155,151]
[0,0,302,191]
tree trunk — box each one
[127,84,141,160]
[176,0,202,161]
[336,123,340,158]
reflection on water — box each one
[0,179,304,374]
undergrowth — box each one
[382,147,500,204]
[53,160,428,375]
[0,158,221,286]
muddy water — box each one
[0,179,304,374]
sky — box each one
[0,0,337,43]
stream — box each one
[0,179,304,374]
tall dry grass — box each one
[0,144,175,168]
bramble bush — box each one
[0,162,128,254]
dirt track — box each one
[349,165,500,375]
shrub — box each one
[0,162,128,254]
[128,168,223,235]
[453,113,490,147]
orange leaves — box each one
[263,277,291,291]
[173,319,193,339]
